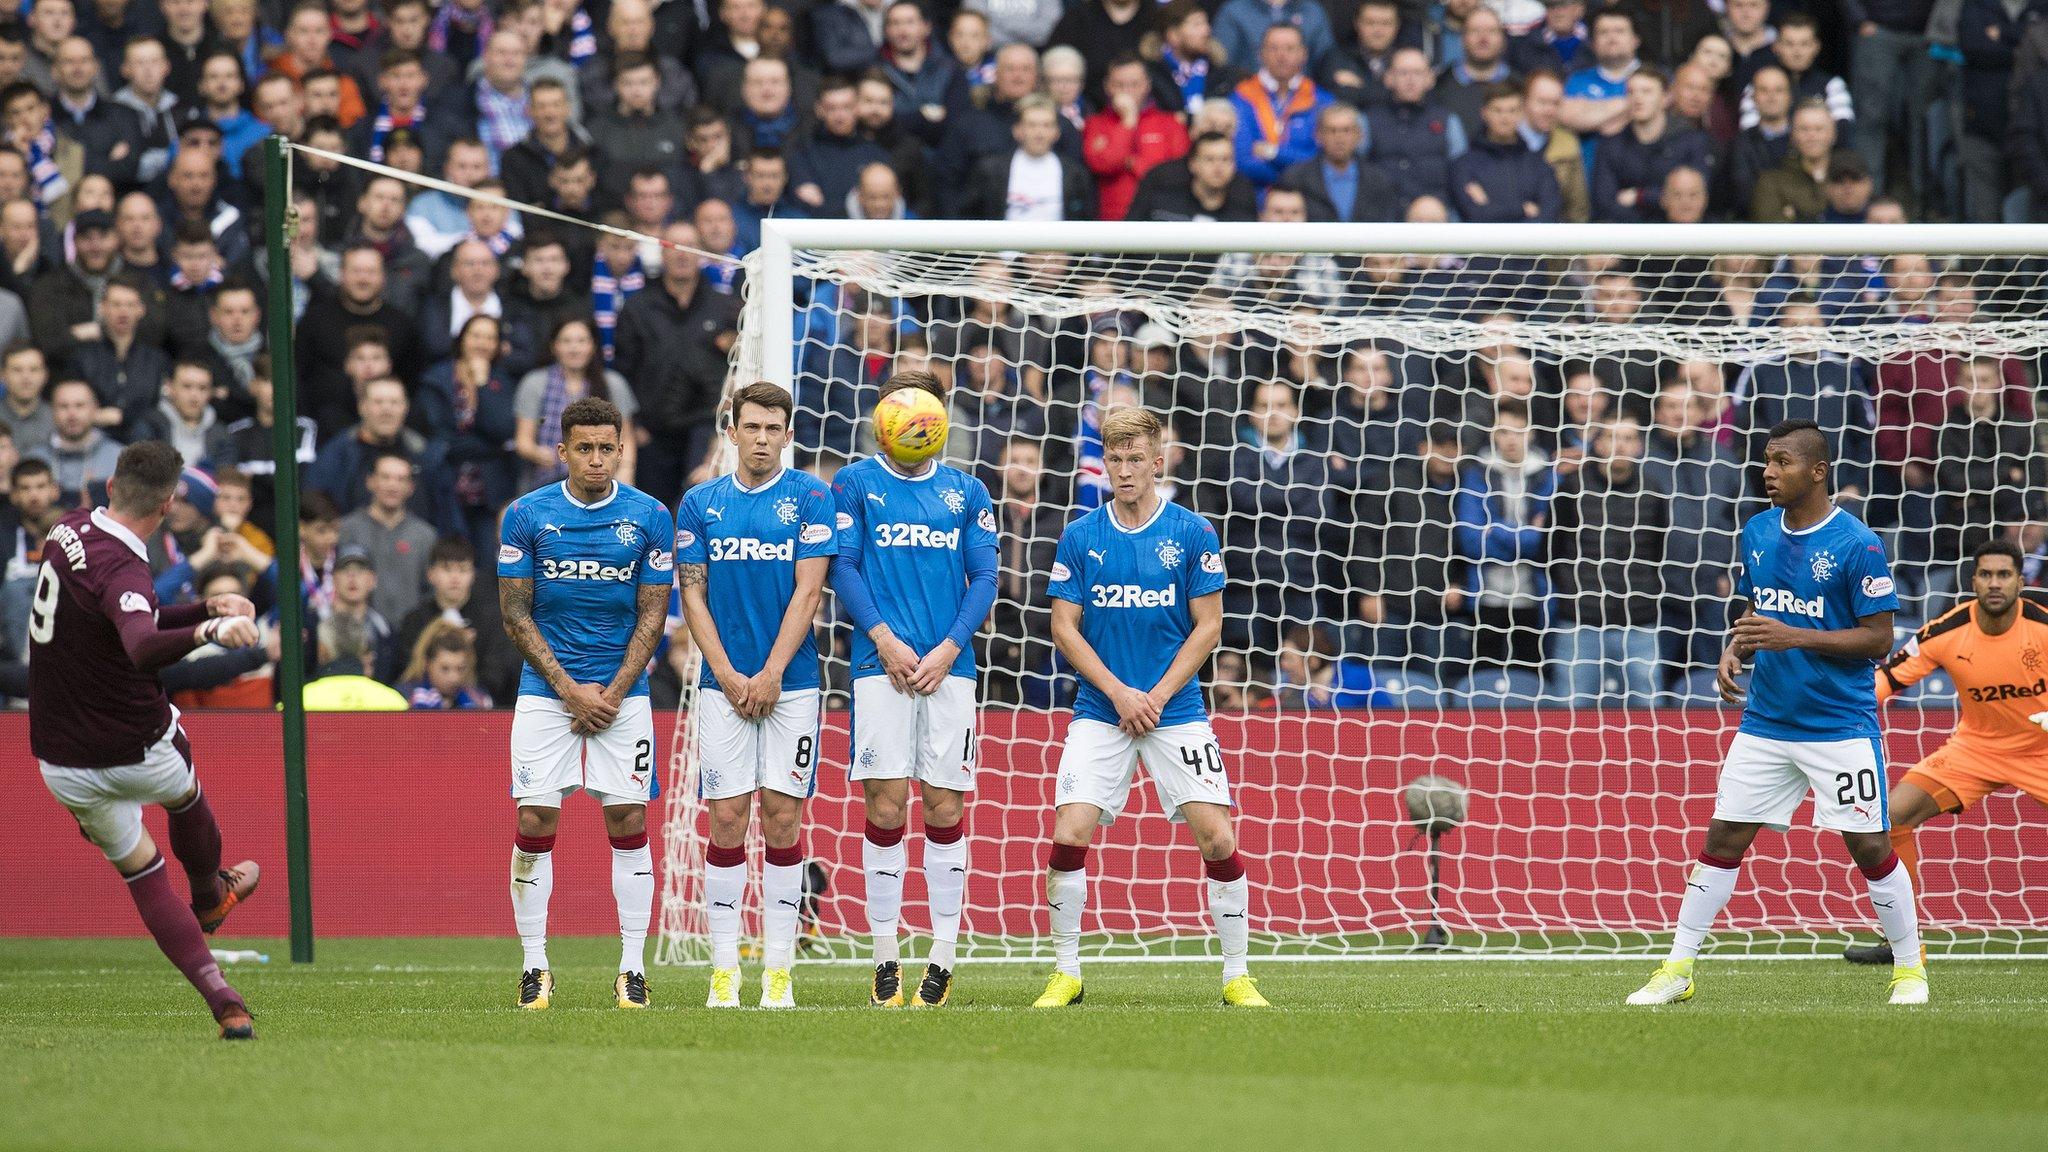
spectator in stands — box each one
[339,449,439,625]
[1561,9,1640,147]
[307,376,458,534]
[1227,25,1331,193]
[1659,163,1710,223]
[295,246,424,438]
[1592,68,1712,222]
[27,207,121,367]
[1741,13,1851,128]
[1217,0,1336,75]
[589,54,687,196]
[504,232,590,351]
[1751,101,1851,222]
[1276,102,1400,223]
[1044,46,1093,136]
[1438,8,1515,137]
[51,36,143,188]
[729,147,809,253]
[317,545,397,683]
[418,315,518,545]
[2008,53,2048,220]
[396,623,494,709]
[1084,55,1190,222]
[1720,0,1775,91]
[501,80,591,208]
[349,49,445,175]
[1211,187,1343,307]
[157,0,226,108]
[161,222,226,356]
[788,77,889,219]
[1849,0,1935,206]
[1368,47,1468,208]
[420,238,527,372]
[1519,70,1589,222]
[1049,0,1150,98]
[1820,152,1877,223]
[345,174,430,314]
[1221,379,1332,655]
[588,0,696,117]
[983,437,1064,706]
[1512,0,1591,76]
[1727,62,1790,217]
[393,537,515,702]
[130,360,228,467]
[879,1,970,148]
[1354,422,1468,669]
[272,4,367,128]
[1452,397,1551,670]
[192,282,262,419]
[1933,355,2045,572]
[965,95,1095,220]
[1642,373,1742,665]
[70,274,169,434]
[1453,83,1565,222]
[1956,0,2035,222]
[471,30,536,166]
[513,317,638,491]
[215,355,317,533]
[1317,2,1402,112]
[1125,130,1259,224]
[0,456,60,660]
[1147,0,1240,116]
[0,342,51,450]
[1738,296,1875,504]
[190,51,264,180]
[27,377,120,502]
[613,220,736,493]
[1548,416,1666,705]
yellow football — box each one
[872,387,948,466]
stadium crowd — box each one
[0,0,2041,710]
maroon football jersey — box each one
[28,508,211,768]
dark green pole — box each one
[264,135,314,964]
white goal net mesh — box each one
[659,231,2048,963]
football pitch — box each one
[3,938,2043,1152]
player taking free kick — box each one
[677,383,834,1008]
[30,441,263,1039]
[498,397,675,1011]
[1628,419,1926,1007]
[1841,538,2048,966]
[1034,408,1267,1009]
[831,371,999,1007]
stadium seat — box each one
[1364,665,1441,708]
[1448,668,1549,709]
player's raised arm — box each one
[1875,621,1941,705]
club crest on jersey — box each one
[615,520,639,547]
[1810,551,1837,583]
[775,496,799,525]
[941,487,966,515]
[1156,539,1183,570]
[2026,646,2043,674]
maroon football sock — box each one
[166,789,224,911]
[124,854,243,1021]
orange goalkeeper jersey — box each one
[1877,596,2048,757]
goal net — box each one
[658,221,2048,963]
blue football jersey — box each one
[676,468,836,691]
[1047,500,1227,728]
[1735,505,1900,740]
[498,480,676,699]
[833,455,999,681]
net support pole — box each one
[264,135,314,964]
[755,222,796,392]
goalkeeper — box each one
[1846,539,2048,965]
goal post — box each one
[657,220,2048,965]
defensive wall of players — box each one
[12,710,2042,942]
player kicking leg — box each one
[1033,408,1265,1008]
[1628,420,1924,1006]
[830,372,1000,1007]
[677,382,834,1008]
[29,441,265,1038]
[499,398,675,1010]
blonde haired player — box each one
[830,372,1000,1006]
[1843,538,2048,965]
[1034,407,1267,1008]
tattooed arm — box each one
[502,575,618,732]
[603,580,670,706]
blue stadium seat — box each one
[1449,668,1549,709]
[1364,665,1441,708]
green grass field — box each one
[4,938,2044,1152]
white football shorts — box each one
[1713,731,1889,833]
[1054,717,1233,825]
[849,674,977,791]
[510,694,657,807]
[39,714,198,862]
[695,687,822,801]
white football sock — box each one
[1207,874,1250,979]
[864,834,906,965]
[1866,860,1922,967]
[1669,859,1741,962]
[510,845,553,971]
[612,841,654,975]
[705,861,747,971]
[1048,866,1086,978]
[762,861,802,971]
[923,835,968,971]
